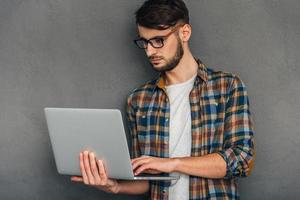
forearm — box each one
[117,180,149,195]
[173,153,226,179]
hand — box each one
[71,151,120,194]
[131,156,177,175]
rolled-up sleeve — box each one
[218,76,255,179]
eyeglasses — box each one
[134,24,184,49]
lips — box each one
[151,59,162,63]
[151,61,161,65]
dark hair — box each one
[135,0,189,30]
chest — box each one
[135,87,227,157]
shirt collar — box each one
[155,58,208,90]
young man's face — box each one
[137,25,184,72]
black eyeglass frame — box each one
[133,24,185,49]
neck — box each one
[164,48,198,86]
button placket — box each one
[162,189,168,200]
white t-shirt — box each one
[165,74,196,200]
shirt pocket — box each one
[135,109,165,156]
[136,110,150,132]
[135,110,151,155]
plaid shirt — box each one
[126,60,255,200]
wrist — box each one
[171,158,181,172]
[112,181,121,194]
[110,181,121,194]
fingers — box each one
[132,157,150,172]
[132,159,152,175]
[78,150,109,187]
[97,159,108,184]
[134,163,154,175]
[89,152,101,185]
[131,156,166,175]
[79,152,89,184]
[131,155,149,164]
[83,151,95,185]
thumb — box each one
[71,176,83,182]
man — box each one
[71,0,255,199]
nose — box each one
[145,43,157,57]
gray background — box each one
[0,0,299,199]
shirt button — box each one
[162,189,167,194]
[165,118,169,122]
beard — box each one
[148,37,184,72]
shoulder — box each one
[206,66,246,90]
[126,77,158,110]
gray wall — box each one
[0,0,299,199]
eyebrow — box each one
[137,35,167,40]
[136,24,184,40]
[137,31,166,40]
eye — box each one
[152,38,163,44]
[148,38,164,48]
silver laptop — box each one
[44,108,179,181]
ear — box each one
[180,24,192,42]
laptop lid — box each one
[44,108,179,181]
